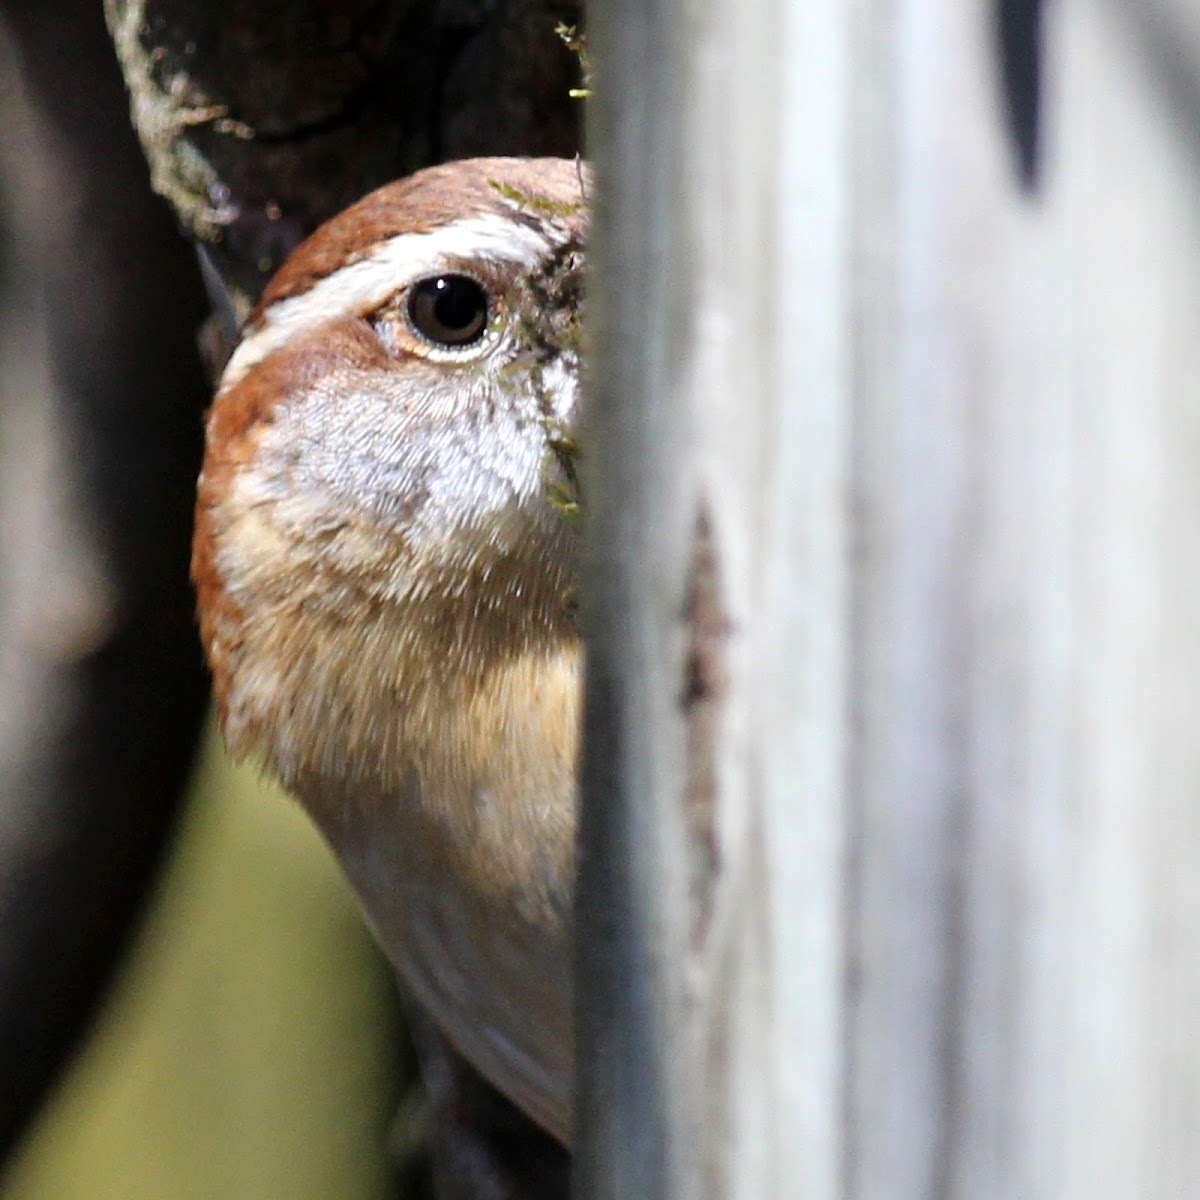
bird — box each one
[192,156,588,1147]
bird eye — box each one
[406,274,490,347]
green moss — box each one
[488,179,583,219]
[542,418,583,532]
[554,23,592,100]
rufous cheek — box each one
[189,156,590,1141]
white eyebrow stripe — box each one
[219,211,556,393]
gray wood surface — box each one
[578,0,1200,1195]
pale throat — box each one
[215,456,583,842]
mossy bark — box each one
[104,0,583,305]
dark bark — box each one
[105,0,583,303]
[0,0,211,1158]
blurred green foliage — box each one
[0,721,420,1200]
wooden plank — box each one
[573,0,693,1193]
[577,0,1200,1195]
[577,0,851,1193]
[847,2,1200,1195]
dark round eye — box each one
[406,274,490,347]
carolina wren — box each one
[192,157,587,1144]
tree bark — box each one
[0,0,210,1157]
[104,0,582,304]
